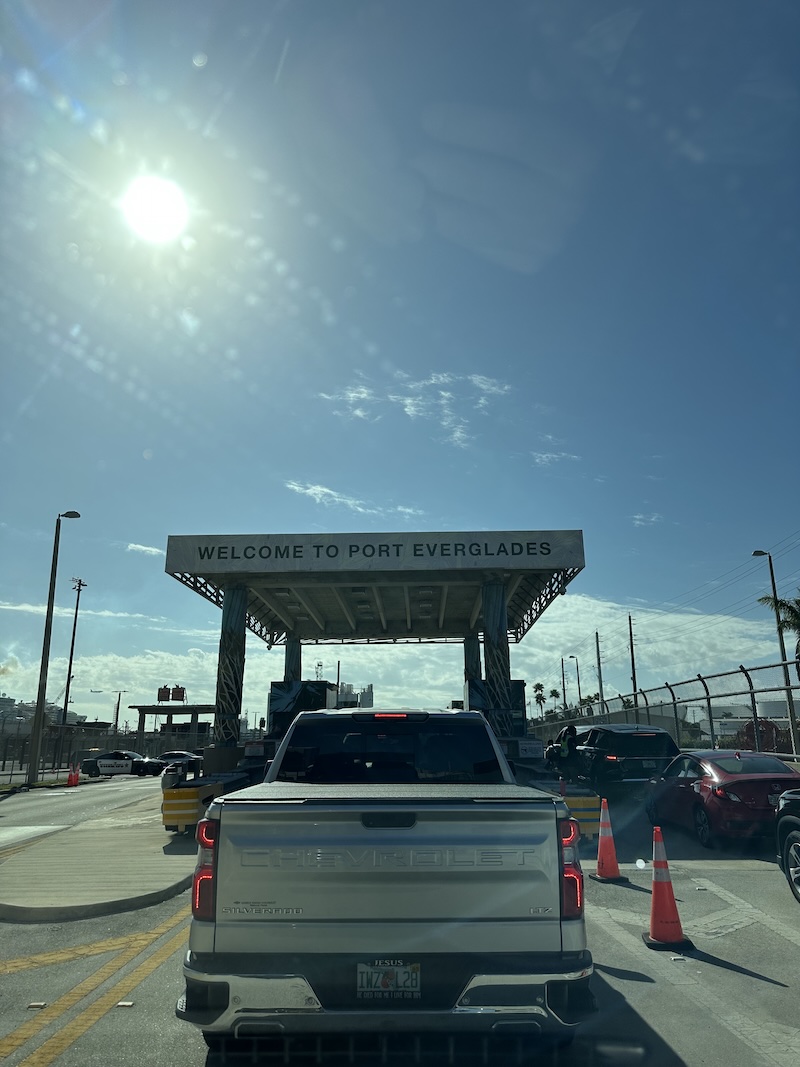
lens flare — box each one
[120,175,189,243]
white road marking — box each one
[690,876,800,948]
[588,904,800,1067]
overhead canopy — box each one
[165,530,584,647]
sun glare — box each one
[120,175,189,243]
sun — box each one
[120,175,189,244]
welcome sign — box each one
[165,531,585,575]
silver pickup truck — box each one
[177,709,594,1053]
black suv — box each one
[573,724,679,793]
[776,788,800,904]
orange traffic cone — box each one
[643,826,694,951]
[589,798,628,884]
[66,767,74,786]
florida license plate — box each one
[356,961,421,1000]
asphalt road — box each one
[0,777,162,840]
[1,788,798,1067]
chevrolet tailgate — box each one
[208,783,566,957]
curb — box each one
[0,874,193,924]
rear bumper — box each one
[177,950,594,1037]
[717,812,774,835]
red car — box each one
[646,750,800,848]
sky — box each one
[2,0,799,729]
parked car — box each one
[776,788,800,903]
[158,750,203,772]
[573,724,679,793]
[80,750,165,778]
[647,751,800,848]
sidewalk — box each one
[0,793,197,923]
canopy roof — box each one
[165,531,584,647]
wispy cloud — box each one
[126,543,165,557]
[531,451,581,466]
[0,602,168,622]
[319,370,511,447]
[284,482,424,518]
[318,384,381,423]
[632,512,663,527]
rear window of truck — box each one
[274,717,505,785]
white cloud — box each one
[468,375,512,397]
[531,451,581,466]
[0,653,21,677]
[1,593,781,724]
[284,482,423,519]
[320,370,511,447]
[126,543,166,557]
[284,482,381,515]
[0,601,168,622]
[632,513,663,527]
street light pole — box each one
[570,655,582,710]
[61,578,86,727]
[752,550,799,756]
[27,511,81,787]
[595,632,606,716]
[560,658,567,711]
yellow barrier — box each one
[162,783,224,833]
[564,793,602,840]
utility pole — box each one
[569,655,582,709]
[629,614,639,724]
[61,578,86,726]
[752,550,799,756]
[595,631,605,714]
[113,690,129,736]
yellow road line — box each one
[16,925,190,1067]
[0,932,158,975]
[0,904,189,1060]
[0,835,60,862]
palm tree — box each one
[533,682,546,718]
[549,688,560,711]
[757,590,800,683]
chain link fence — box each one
[529,659,800,755]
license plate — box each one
[356,962,421,1000]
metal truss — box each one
[168,573,285,648]
[510,568,582,643]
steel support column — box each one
[214,585,247,747]
[464,634,482,682]
[284,637,302,683]
[482,582,512,712]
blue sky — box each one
[2,1,799,727]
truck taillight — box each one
[560,817,584,920]
[192,818,218,921]
[197,818,218,849]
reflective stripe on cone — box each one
[643,826,694,952]
[589,797,629,884]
